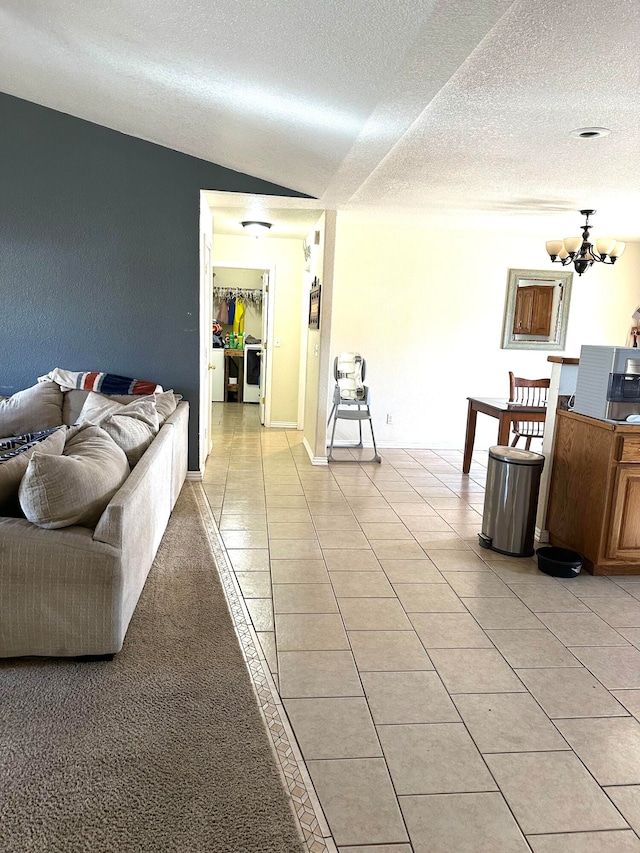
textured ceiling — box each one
[2,0,639,237]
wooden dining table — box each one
[463,397,547,473]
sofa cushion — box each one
[19,425,130,529]
[77,394,162,466]
[0,428,67,512]
[63,390,137,426]
[76,392,128,426]
[100,399,160,467]
[0,383,64,438]
[153,390,181,424]
[76,389,180,428]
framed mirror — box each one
[501,268,573,351]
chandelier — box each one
[545,210,626,276]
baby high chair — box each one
[327,352,381,463]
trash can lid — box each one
[488,446,545,465]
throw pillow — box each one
[19,425,129,529]
[63,390,137,426]
[100,398,160,467]
[76,389,180,428]
[0,428,66,512]
[154,390,181,424]
[76,391,127,426]
[0,382,64,438]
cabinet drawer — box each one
[618,436,640,463]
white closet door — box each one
[210,348,225,402]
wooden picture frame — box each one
[309,278,321,329]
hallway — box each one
[203,402,640,853]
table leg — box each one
[463,401,478,474]
[224,355,230,402]
[497,414,511,448]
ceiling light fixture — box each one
[569,126,611,139]
[545,210,626,277]
[241,220,272,237]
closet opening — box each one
[211,265,270,426]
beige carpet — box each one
[0,484,304,853]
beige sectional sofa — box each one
[0,387,188,658]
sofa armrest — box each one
[0,517,123,657]
[93,426,173,639]
[163,401,188,508]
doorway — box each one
[198,191,329,473]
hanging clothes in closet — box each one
[227,296,236,327]
[216,298,229,325]
[213,286,263,331]
[233,298,245,335]
[214,287,263,309]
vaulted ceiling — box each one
[2,0,639,238]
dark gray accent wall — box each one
[0,92,307,469]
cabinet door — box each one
[607,466,640,558]
[513,287,534,334]
[530,286,554,336]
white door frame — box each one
[210,261,275,428]
[297,272,311,429]
[198,197,214,475]
[201,191,328,458]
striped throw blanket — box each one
[38,368,163,395]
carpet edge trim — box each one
[191,482,335,853]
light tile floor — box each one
[205,402,640,853]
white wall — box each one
[303,215,325,456]
[212,232,305,425]
[302,212,337,460]
[331,212,640,450]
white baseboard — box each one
[269,421,298,429]
[186,471,204,482]
[303,437,328,466]
[535,527,550,544]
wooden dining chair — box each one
[508,371,550,449]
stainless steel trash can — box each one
[478,446,545,557]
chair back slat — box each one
[509,371,550,407]
[508,371,550,449]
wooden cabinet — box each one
[513,285,554,337]
[546,409,640,574]
[607,462,640,559]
